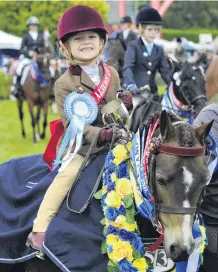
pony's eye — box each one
[157,177,167,186]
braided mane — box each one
[142,111,198,147]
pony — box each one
[205,57,218,101]
[130,58,207,133]
[0,110,212,272]
[17,52,53,143]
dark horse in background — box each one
[17,52,54,144]
[130,57,207,133]
[0,110,212,272]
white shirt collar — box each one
[29,31,38,41]
[80,60,101,85]
[122,28,131,40]
[141,36,153,47]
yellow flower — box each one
[200,243,205,254]
[111,215,126,229]
[133,258,148,271]
[102,186,107,195]
[113,145,128,165]
[116,215,126,224]
[124,222,137,232]
[199,225,206,253]
[116,178,132,198]
[199,226,206,240]
[126,141,132,151]
[110,216,136,231]
[105,191,121,208]
[111,172,118,183]
[105,218,109,226]
[107,234,118,246]
[108,240,133,262]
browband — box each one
[159,144,206,157]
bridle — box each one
[177,65,207,107]
[147,125,206,231]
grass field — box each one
[0,85,176,164]
[0,100,58,164]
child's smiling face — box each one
[68,31,104,62]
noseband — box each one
[149,139,206,218]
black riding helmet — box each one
[136,6,162,27]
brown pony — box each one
[17,53,53,143]
[206,57,218,100]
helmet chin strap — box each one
[59,41,105,66]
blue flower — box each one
[117,162,130,179]
[105,152,115,169]
[118,205,125,215]
[118,259,138,272]
[104,172,112,185]
[107,182,115,191]
[106,225,118,235]
[105,207,119,221]
[107,245,113,253]
[132,237,144,254]
[117,229,136,243]
[101,194,107,207]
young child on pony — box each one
[123,6,171,107]
[27,5,133,249]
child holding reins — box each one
[27,5,133,249]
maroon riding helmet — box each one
[57,5,108,43]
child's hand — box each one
[127,84,140,95]
[118,91,133,106]
[98,127,122,146]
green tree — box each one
[163,1,218,29]
[0,0,109,41]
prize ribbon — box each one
[53,91,98,171]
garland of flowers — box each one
[94,143,207,272]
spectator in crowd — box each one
[117,16,137,51]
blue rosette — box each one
[64,91,98,125]
[53,91,98,171]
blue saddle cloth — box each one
[0,153,108,272]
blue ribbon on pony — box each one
[162,84,194,124]
[130,128,155,220]
[32,63,49,87]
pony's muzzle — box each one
[168,242,195,262]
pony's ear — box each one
[195,120,214,142]
[168,58,182,79]
[167,58,174,71]
[160,110,174,141]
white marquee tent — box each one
[0,30,22,50]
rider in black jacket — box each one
[122,7,171,107]
[11,16,45,97]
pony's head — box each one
[35,49,52,83]
[168,59,207,115]
[151,111,212,261]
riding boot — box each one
[26,232,45,250]
[11,76,22,98]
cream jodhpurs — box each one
[33,154,85,232]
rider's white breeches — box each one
[16,58,32,76]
